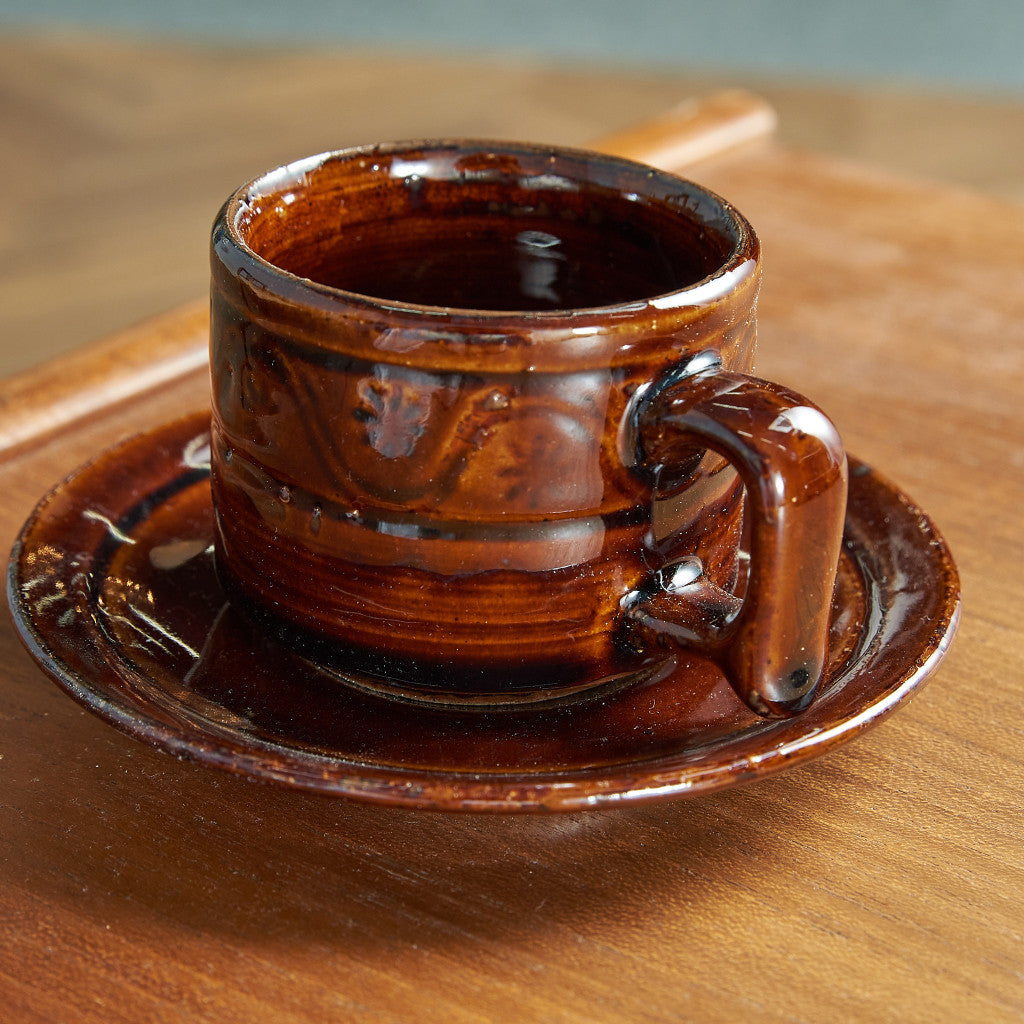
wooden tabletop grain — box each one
[1,31,1023,1024]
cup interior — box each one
[229,142,742,313]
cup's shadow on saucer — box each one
[181,593,755,779]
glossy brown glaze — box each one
[6,414,959,811]
[210,141,847,715]
[627,367,847,715]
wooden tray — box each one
[1,94,1021,1022]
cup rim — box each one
[212,138,759,329]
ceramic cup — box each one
[209,140,847,717]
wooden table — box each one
[5,29,1024,377]
[2,35,1023,1024]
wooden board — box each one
[5,29,1024,380]
[1,95,1022,1024]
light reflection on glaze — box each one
[82,510,137,546]
[648,259,757,310]
[182,434,211,470]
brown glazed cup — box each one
[209,140,847,717]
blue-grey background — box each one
[2,0,1022,92]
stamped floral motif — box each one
[353,367,434,460]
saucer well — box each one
[7,413,960,812]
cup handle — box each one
[621,357,848,717]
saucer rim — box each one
[7,412,961,812]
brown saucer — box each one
[7,413,959,812]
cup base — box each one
[313,659,651,711]
[223,576,659,711]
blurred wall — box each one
[2,0,1023,91]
